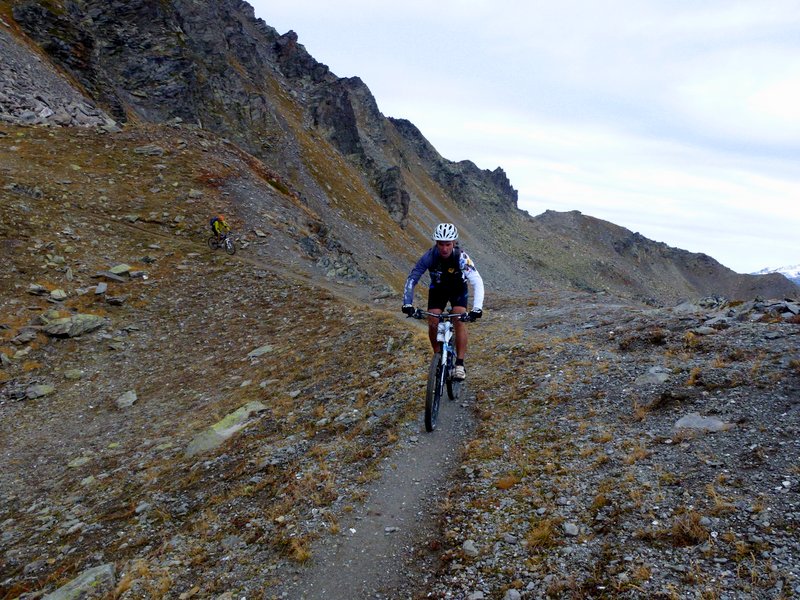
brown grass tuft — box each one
[671,510,708,546]
[686,367,702,386]
[495,474,522,490]
[288,537,312,563]
[623,443,650,465]
[683,331,702,349]
[526,517,562,550]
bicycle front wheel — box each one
[446,360,458,401]
[224,239,236,255]
[425,352,443,432]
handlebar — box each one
[407,309,473,322]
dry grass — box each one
[711,355,727,368]
[464,438,505,461]
[683,331,702,349]
[592,430,613,444]
[658,470,680,486]
[671,510,709,547]
[623,443,651,465]
[631,399,650,422]
[686,366,702,386]
[630,563,652,584]
[590,492,611,514]
[287,537,313,563]
[706,484,737,516]
[526,517,562,550]
[495,474,522,490]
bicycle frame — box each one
[208,233,236,255]
[410,310,469,431]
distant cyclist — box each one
[402,223,484,380]
[210,214,230,241]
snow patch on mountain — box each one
[752,264,800,285]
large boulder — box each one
[185,401,268,457]
[44,314,106,338]
[42,563,115,599]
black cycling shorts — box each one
[427,282,468,311]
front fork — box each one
[440,330,454,382]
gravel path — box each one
[270,387,476,599]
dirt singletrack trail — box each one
[269,384,476,599]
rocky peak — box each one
[388,117,442,164]
[274,30,332,83]
[2,0,795,303]
[2,6,799,597]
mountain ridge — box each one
[2,0,797,303]
[753,264,800,286]
[2,3,800,598]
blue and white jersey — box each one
[403,246,484,310]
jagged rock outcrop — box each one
[376,166,410,228]
[273,29,332,83]
[2,0,795,302]
[311,78,364,157]
[389,117,518,209]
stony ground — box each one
[428,292,800,600]
[0,123,430,599]
[2,122,799,600]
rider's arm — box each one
[460,252,484,311]
[402,249,435,305]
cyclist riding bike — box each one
[402,222,484,380]
[210,214,230,241]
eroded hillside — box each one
[2,1,800,598]
[0,122,436,597]
[2,0,796,302]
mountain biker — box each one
[402,222,484,380]
[210,214,230,241]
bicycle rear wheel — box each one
[425,352,443,432]
[207,236,219,250]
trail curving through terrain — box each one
[270,387,476,599]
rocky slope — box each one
[0,122,432,598]
[1,2,800,599]
[2,0,797,302]
[529,210,798,303]
[426,292,800,599]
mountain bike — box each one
[208,233,236,255]
[408,309,471,432]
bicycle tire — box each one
[443,349,455,401]
[425,352,443,432]
[446,368,459,401]
[448,378,462,402]
[207,236,219,250]
[224,239,236,255]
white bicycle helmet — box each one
[433,222,458,241]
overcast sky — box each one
[249,1,800,274]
